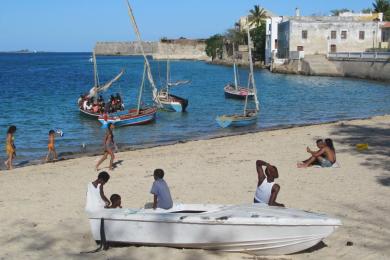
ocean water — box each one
[1,52,390,164]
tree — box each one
[250,22,266,62]
[248,5,268,28]
[330,8,351,16]
[373,0,390,21]
[225,28,247,46]
[205,34,224,60]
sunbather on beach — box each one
[150,169,173,210]
[106,194,122,209]
[254,160,284,207]
[297,138,336,168]
[45,130,58,162]
[85,171,111,212]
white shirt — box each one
[85,183,105,212]
[83,100,88,110]
[254,179,274,204]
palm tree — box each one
[248,5,268,28]
[373,0,390,12]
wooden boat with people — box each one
[217,28,260,128]
[86,203,341,256]
[78,51,124,118]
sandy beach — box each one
[1,115,389,260]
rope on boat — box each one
[80,218,109,254]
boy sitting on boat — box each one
[85,171,111,212]
[254,160,284,207]
[150,169,173,210]
[106,194,122,209]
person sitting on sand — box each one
[86,171,110,212]
[150,169,173,210]
[45,130,58,162]
[4,125,17,170]
[254,160,284,207]
[106,194,122,209]
[297,138,336,168]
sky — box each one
[0,0,374,52]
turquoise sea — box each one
[1,52,390,166]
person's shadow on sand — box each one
[112,160,124,170]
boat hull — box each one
[98,107,157,127]
[87,204,340,256]
[79,108,101,118]
[158,94,188,112]
[216,114,257,128]
[224,85,255,100]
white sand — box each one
[1,115,389,260]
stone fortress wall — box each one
[94,39,210,61]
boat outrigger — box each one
[86,203,341,256]
[217,28,260,128]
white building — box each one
[265,16,283,65]
[277,14,384,59]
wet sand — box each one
[0,115,389,259]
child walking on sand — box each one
[4,125,17,170]
[46,130,58,162]
[96,123,117,171]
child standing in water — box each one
[46,130,58,162]
[4,125,16,170]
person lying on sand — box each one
[297,138,336,168]
[150,169,173,210]
[106,194,122,209]
[85,171,111,212]
[254,160,284,207]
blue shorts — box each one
[319,158,333,168]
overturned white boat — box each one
[87,203,341,256]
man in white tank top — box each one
[254,160,284,207]
[85,171,111,212]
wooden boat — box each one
[98,107,156,127]
[157,59,189,112]
[86,203,341,256]
[78,51,124,118]
[217,29,260,128]
[224,43,254,100]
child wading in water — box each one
[4,125,17,170]
[46,130,58,162]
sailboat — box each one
[98,1,158,127]
[224,44,255,100]
[156,59,189,112]
[78,51,124,118]
[216,29,259,128]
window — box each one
[302,30,308,39]
[330,44,337,53]
[269,24,271,31]
[359,31,365,40]
[341,31,347,39]
[275,39,278,49]
[297,46,304,51]
[331,31,337,39]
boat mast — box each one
[166,58,170,95]
[125,0,160,106]
[93,51,100,88]
[244,25,259,114]
[137,63,147,114]
[233,43,238,90]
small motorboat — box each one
[158,92,188,112]
[86,203,341,256]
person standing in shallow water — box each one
[95,123,117,171]
[4,125,17,170]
